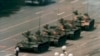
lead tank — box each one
[16,31,50,53]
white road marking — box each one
[0,11,52,32]
[68,36,100,53]
[57,12,65,16]
[5,54,13,56]
[0,0,85,32]
[0,20,33,32]
[0,32,21,42]
[0,50,5,52]
[80,36,100,47]
[58,0,65,3]
[0,45,6,48]
[70,0,79,4]
[63,14,72,18]
[35,11,44,14]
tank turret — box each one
[73,10,79,15]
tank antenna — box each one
[87,0,89,13]
[36,11,43,35]
[39,15,41,35]
[71,2,75,21]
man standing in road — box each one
[15,47,19,56]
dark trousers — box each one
[15,51,19,56]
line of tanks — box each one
[16,10,95,53]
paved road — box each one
[0,0,100,56]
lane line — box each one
[0,11,53,32]
[0,19,34,32]
[5,54,13,56]
[0,1,85,32]
[68,36,100,53]
[70,0,79,4]
[0,32,21,42]
[63,14,72,18]
[57,12,65,16]
[0,45,6,48]
[35,11,44,14]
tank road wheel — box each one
[85,19,95,31]
[54,36,66,47]
[35,42,49,53]
[69,29,81,40]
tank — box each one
[73,11,95,31]
[43,24,67,47]
[59,18,81,40]
[16,31,50,53]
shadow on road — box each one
[20,50,52,54]
[0,9,19,18]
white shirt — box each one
[16,47,19,51]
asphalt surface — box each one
[0,0,100,56]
